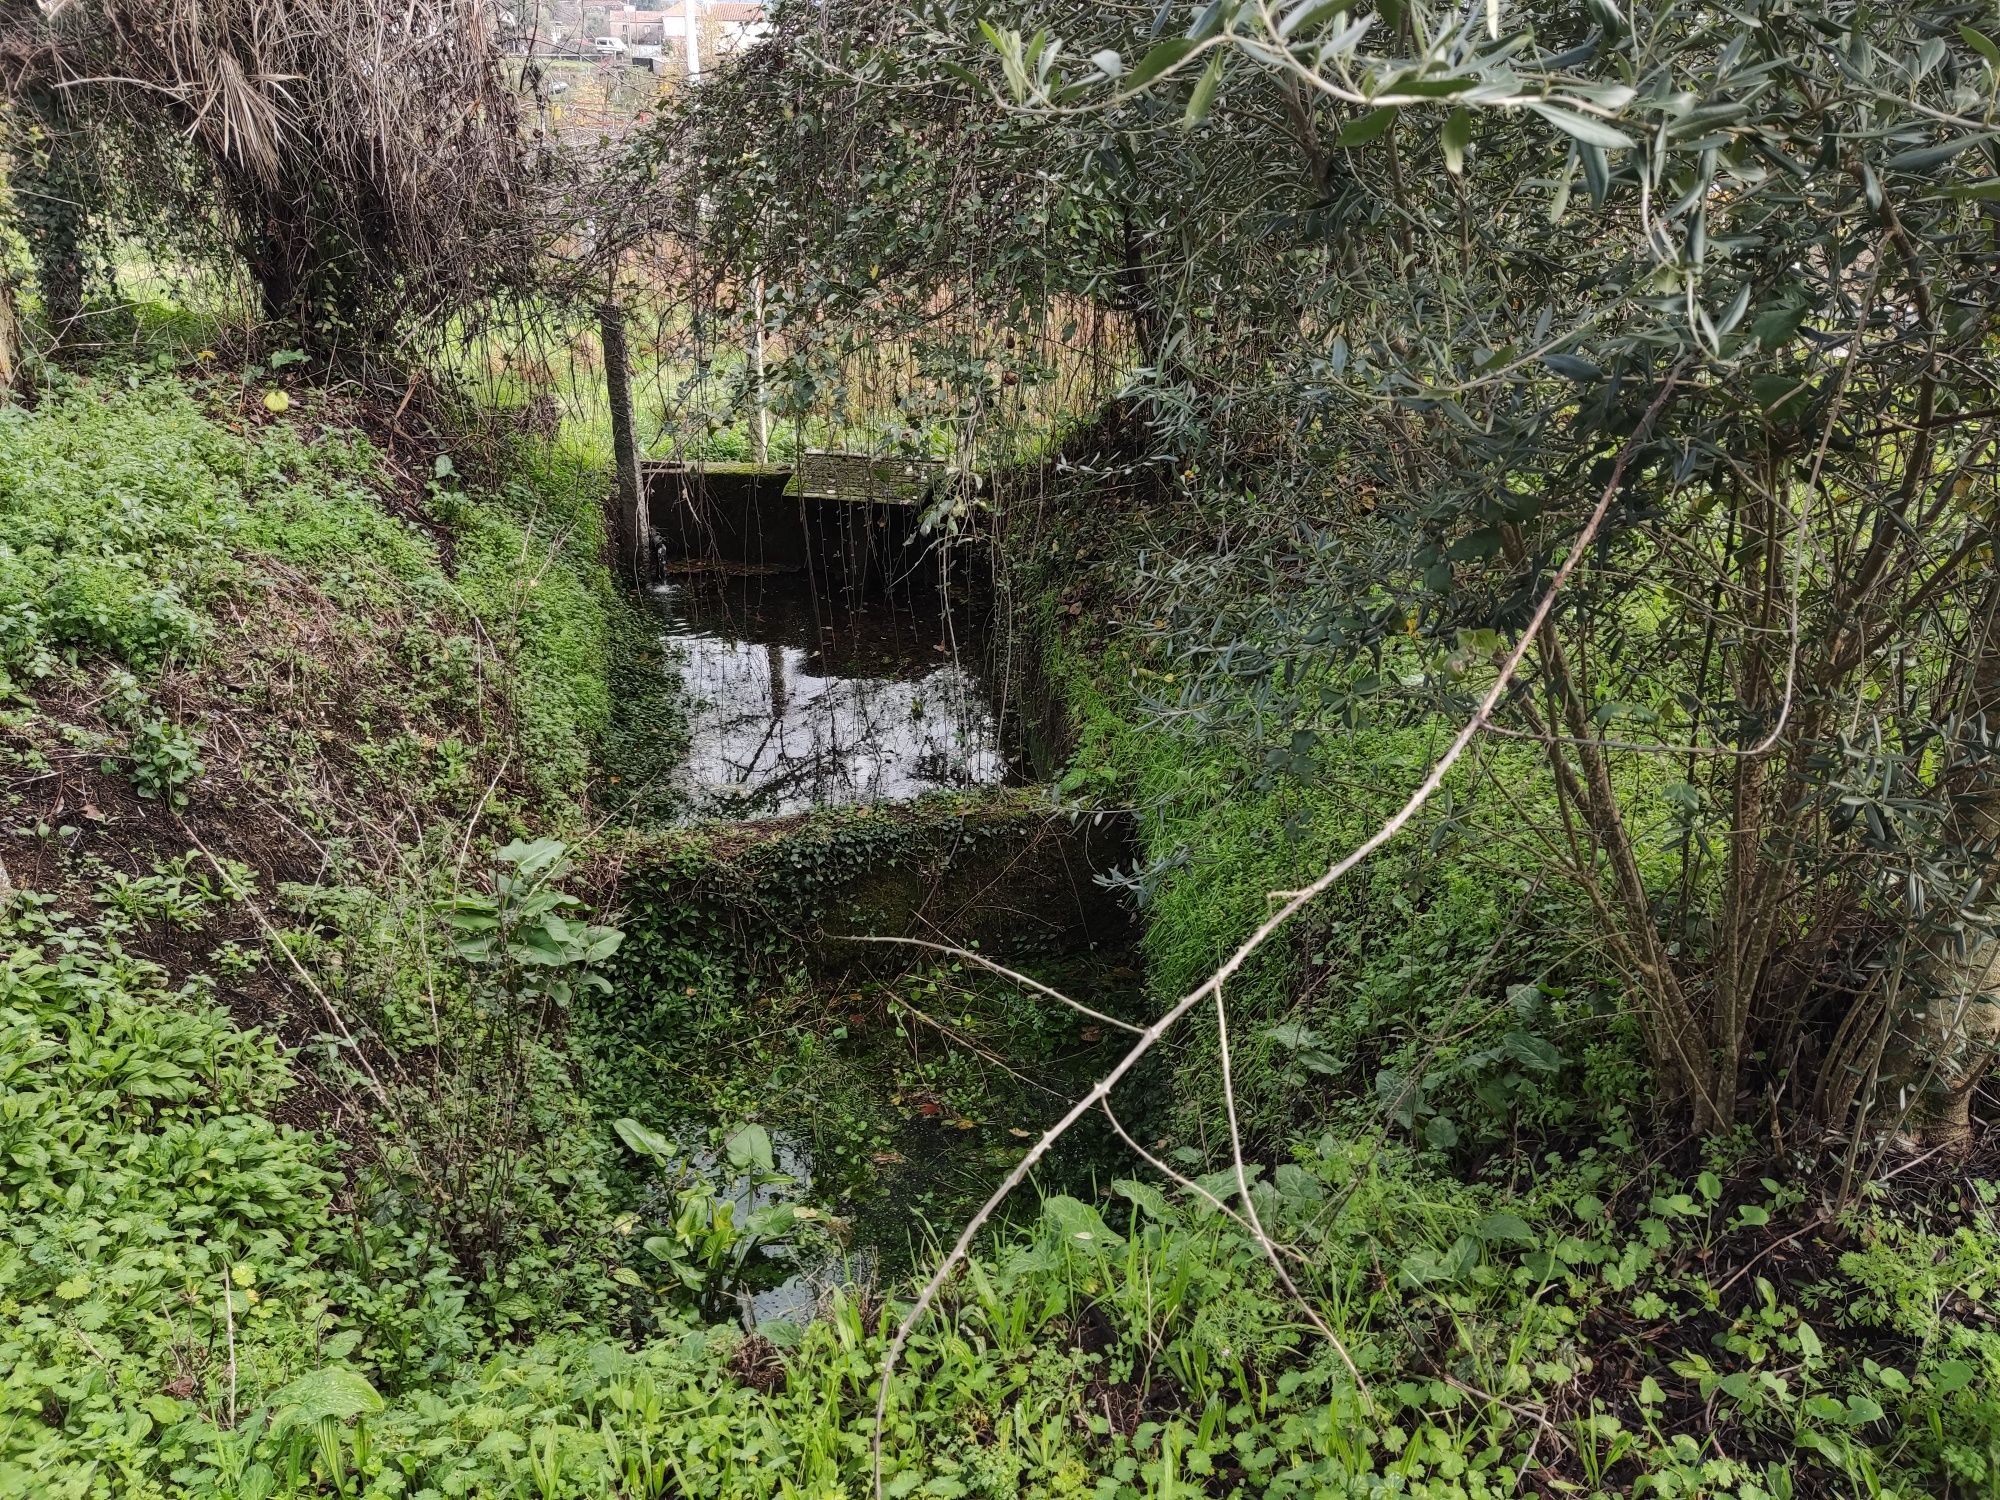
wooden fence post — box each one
[599,297,648,585]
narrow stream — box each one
[618,537,1150,1331]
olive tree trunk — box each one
[1884,595,2000,1149]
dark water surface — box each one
[626,563,1150,1331]
[649,569,1011,820]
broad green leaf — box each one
[1273,1162,1325,1202]
[725,1122,776,1173]
[1501,1030,1562,1073]
[1264,1021,1321,1049]
[614,1116,675,1162]
[1474,1211,1535,1244]
[1934,1359,1976,1393]
[496,838,566,877]
[1112,1178,1174,1221]
[1043,1193,1123,1247]
[270,1366,382,1430]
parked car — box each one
[592,35,627,55]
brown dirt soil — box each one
[0,390,536,1144]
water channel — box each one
[620,527,1150,1333]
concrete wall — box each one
[612,788,1137,986]
[644,462,942,596]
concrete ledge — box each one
[612,787,1135,982]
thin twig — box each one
[841,933,1144,1034]
[1212,984,1364,1393]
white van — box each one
[592,36,627,55]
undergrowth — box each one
[7,876,1997,1498]
[3,351,1999,1499]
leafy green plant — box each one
[612,1117,810,1317]
[124,712,204,805]
[92,851,253,930]
[438,838,622,1012]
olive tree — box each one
[660,0,2000,1155]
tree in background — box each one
[0,0,542,357]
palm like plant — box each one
[0,0,538,350]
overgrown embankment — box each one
[0,356,634,1489]
[978,424,2000,1498]
[991,428,1637,1149]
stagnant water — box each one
[651,567,1011,820]
[627,559,1149,1330]
[665,948,1153,1330]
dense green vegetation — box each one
[0,350,1992,1498]
[6,0,2000,1495]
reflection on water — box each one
[655,570,1010,818]
[645,1128,860,1328]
